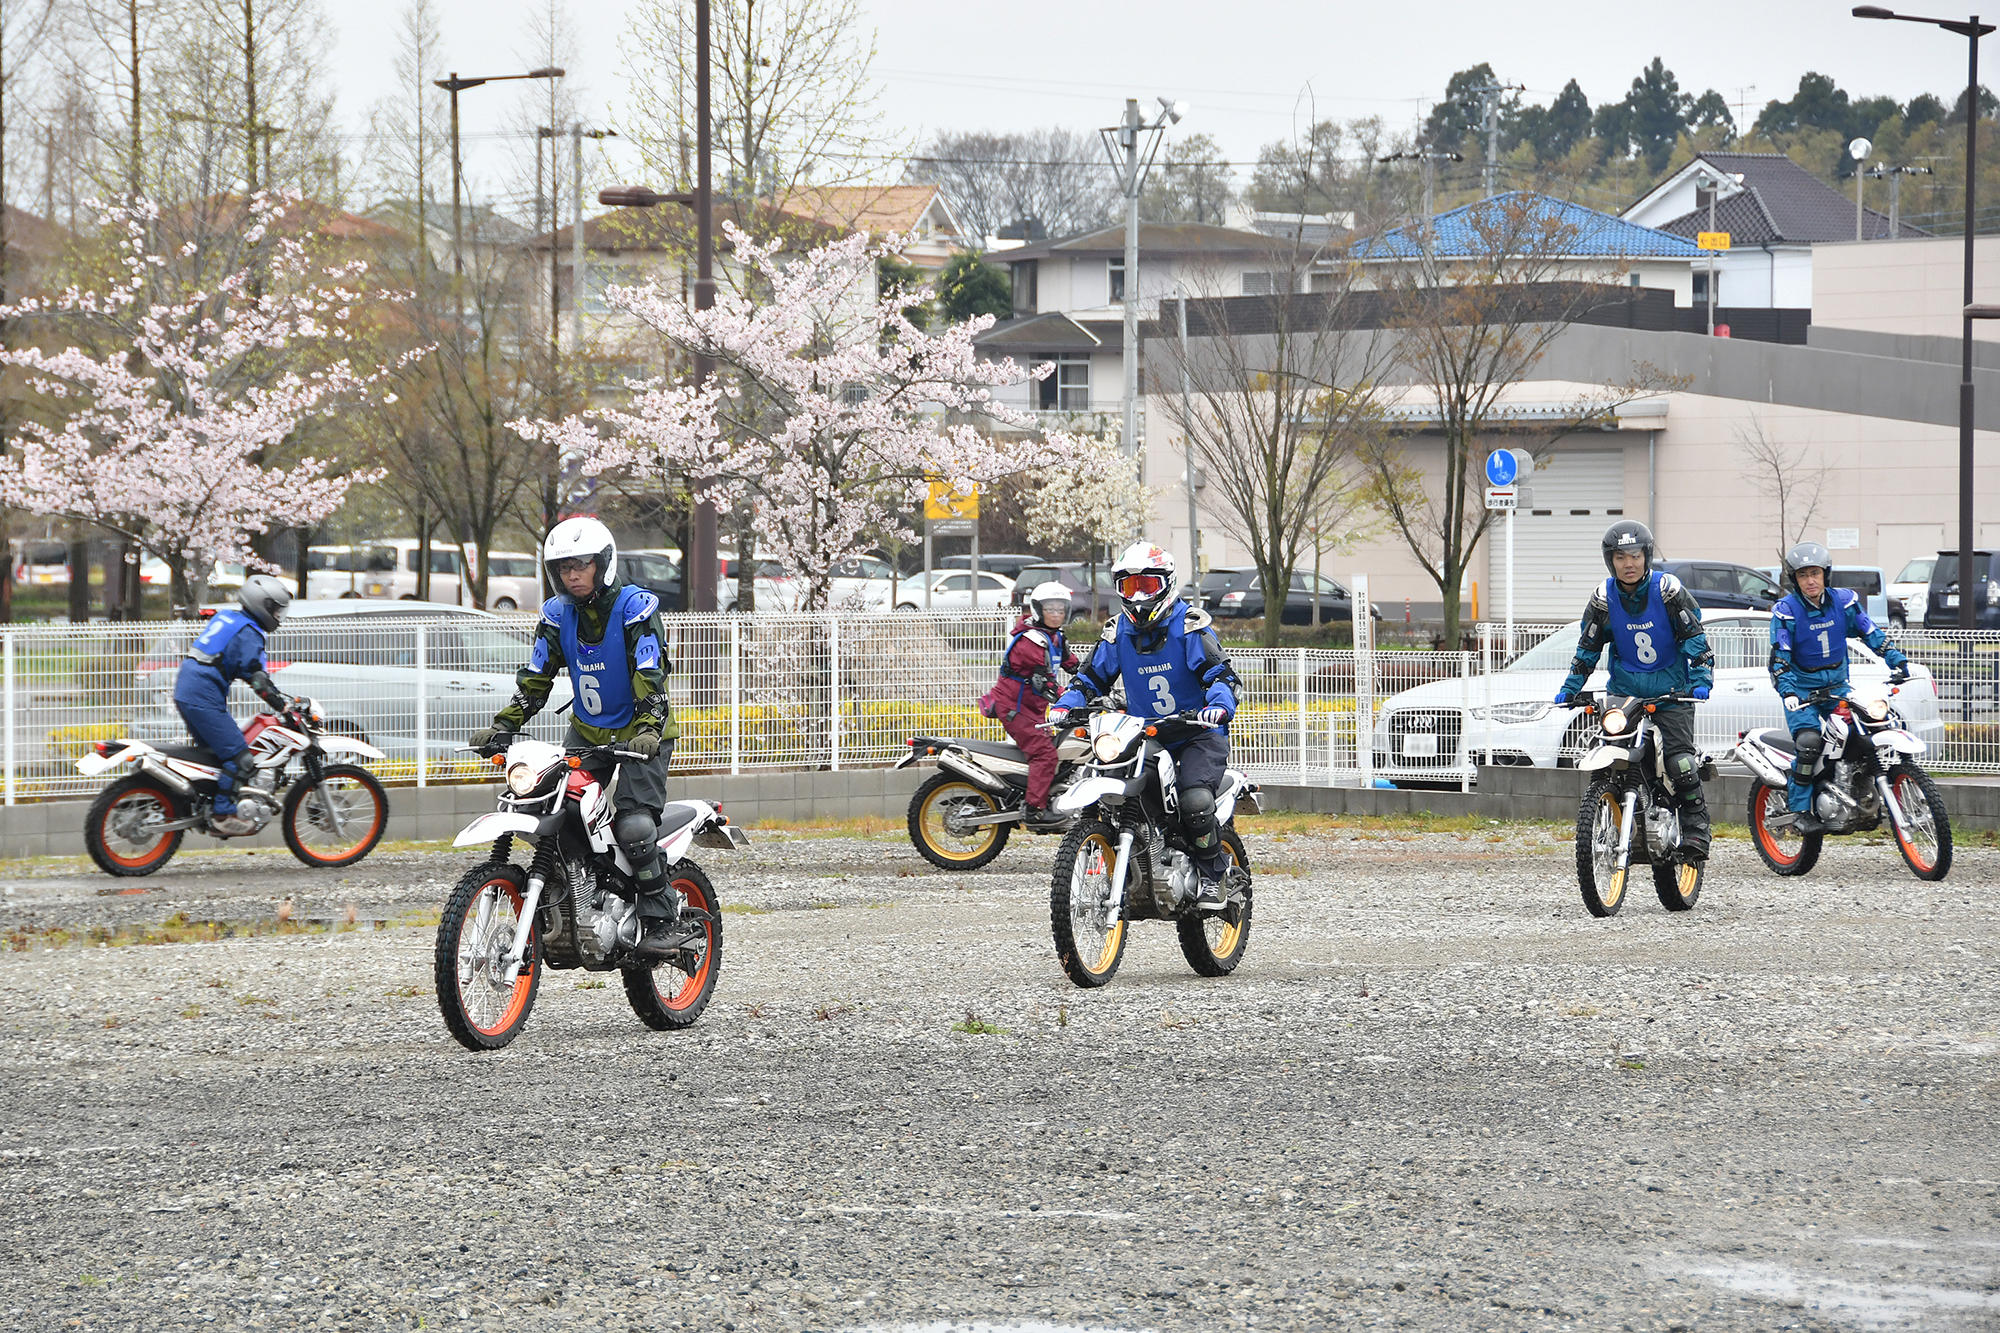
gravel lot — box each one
[2,812,1998,1332]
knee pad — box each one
[1667,750,1702,797]
[1179,784,1219,851]
[614,810,660,863]
[1792,729,1824,776]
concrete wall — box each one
[1813,235,2000,342]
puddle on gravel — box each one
[1692,1261,2000,1328]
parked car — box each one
[128,600,567,759]
[1923,548,2000,629]
[14,539,70,586]
[870,569,1015,612]
[1656,560,1781,611]
[480,552,543,611]
[938,552,1042,581]
[304,539,472,604]
[1755,563,1889,626]
[1889,556,1935,629]
[621,548,685,610]
[1204,567,1382,624]
[1367,609,1942,787]
[1008,562,1118,620]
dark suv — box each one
[1924,549,2000,628]
[1655,560,1780,611]
[1205,567,1380,624]
[1010,562,1117,620]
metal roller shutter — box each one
[1487,449,1627,620]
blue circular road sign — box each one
[1484,449,1518,487]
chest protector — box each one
[1785,591,1851,672]
[1113,609,1204,718]
[557,585,648,730]
[185,609,263,676]
[1004,626,1067,690]
[1604,573,1673,675]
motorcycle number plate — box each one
[1401,735,1438,758]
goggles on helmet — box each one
[1117,572,1169,600]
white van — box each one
[481,552,543,611]
[306,540,470,604]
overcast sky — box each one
[329,0,1982,203]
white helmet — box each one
[543,516,617,602]
[1111,541,1178,630]
[1028,580,1072,623]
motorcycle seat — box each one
[1752,728,1799,755]
[657,805,701,839]
[950,738,1027,763]
[159,743,222,765]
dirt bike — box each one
[435,737,748,1051]
[1735,684,1951,882]
[1045,704,1261,988]
[1570,691,1711,917]
[76,697,390,877]
[898,725,1091,870]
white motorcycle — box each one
[1047,704,1260,988]
[1735,685,1952,881]
[78,698,390,876]
[435,737,748,1051]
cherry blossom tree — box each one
[0,196,406,610]
[518,224,1076,612]
[1022,436,1157,601]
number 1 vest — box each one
[557,586,646,730]
[1784,591,1850,672]
[1604,573,1671,675]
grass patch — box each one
[6,910,365,952]
[952,1011,1009,1037]
[720,903,772,915]
[748,813,902,838]
[386,984,424,998]
[574,979,607,990]
[1238,809,1571,837]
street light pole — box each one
[1854,6,1995,632]
[1100,95,1185,468]
[1175,284,1200,585]
[434,66,564,282]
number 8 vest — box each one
[1605,573,1670,673]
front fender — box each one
[1875,731,1926,758]
[453,811,548,848]
[1055,775,1131,813]
[317,734,388,761]
[1578,746,1629,772]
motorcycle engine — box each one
[568,858,621,964]
[233,788,281,829]
[1165,849,1198,909]
[1644,804,1681,855]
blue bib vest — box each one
[185,608,263,673]
[1115,613,1205,719]
[1781,591,1851,672]
[556,585,649,730]
[1604,574,1672,676]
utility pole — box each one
[1100,95,1185,464]
[539,126,558,355]
[1377,149,1462,249]
[1865,163,1933,234]
[571,124,616,349]
[1471,82,1524,198]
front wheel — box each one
[1886,765,1953,881]
[623,860,723,1029]
[1177,828,1252,976]
[1749,781,1821,876]
[85,777,186,877]
[282,763,389,868]
[1575,772,1629,917]
[1050,819,1127,988]
[907,772,1011,870]
[436,862,542,1051]
[1651,857,1704,911]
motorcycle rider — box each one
[1553,520,1717,862]
[981,580,1079,829]
[173,574,296,835]
[1769,541,1913,833]
[1050,542,1243,911]
[467,518,683,952]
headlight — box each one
[1601,708,1629,735]
[1858,696,1890,722]
[506,762,544,795]
[1093,733,1126,763]
[1471,701,1552,724]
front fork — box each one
[1615,788,1639,878]
[1875,771,1915,845]
[1104,828,1136,925]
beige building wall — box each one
[1812,235,2000,340]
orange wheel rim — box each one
[295,777,384,862]
[98,787,174,868]
[1890,774,1937,871]
[655,876,714,1010]
[459,878,535,1036]
[1752,788,1801,865]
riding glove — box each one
[626,730,663,760]
[1198,707,1231,726]
[1047,707,1070,727]
[1553,689,1572,705]
[468,726,511,754]
[1690,686,1710,701]
[1888,663,1911,685]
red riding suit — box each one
[980,616,1078,808]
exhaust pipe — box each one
[1733,741,1790,790]
[138,757,193,794]
[938,752,1009,794]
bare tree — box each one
[1144,132,1236,225]
[1359,193,1681,644]
[362,0,447,250]
[1736,419,1826,563]
[905,127,1118,245]
[1153,241,1395,648]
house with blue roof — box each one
[1352,191,1707,308]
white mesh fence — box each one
[4,610,1997,804]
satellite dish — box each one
[1849,137,1874,161]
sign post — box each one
[924,480,980,610]
[1485,449,1535,656]
[1352,574,1372,789]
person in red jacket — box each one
[982,581,1079,828]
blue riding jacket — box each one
[1056,602,1240,737]
[1770,587,1906,699]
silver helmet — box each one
[238,574,292,631]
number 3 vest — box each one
[1604,573,1671,674]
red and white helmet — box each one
[1112,541,1177,630]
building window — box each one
[1038,355,1090,411]
[1242,271,1277,296]
[1013,260,1038,315]
[1692,270,1720,305]
[1109,256,1125,302]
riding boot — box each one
[630,859,683,955]
[1678,796,1712,862]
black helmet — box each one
[1782,541,1832,595]
[1600,520,1655,577]
[238,574,293,631]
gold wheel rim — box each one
[1604,866,1626,909]
[1071,832,1122,975]
[1204,843,1246,958]
[1591,793,1621,895]
[920,783,999,862]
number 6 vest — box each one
[1605,573,1671,674]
